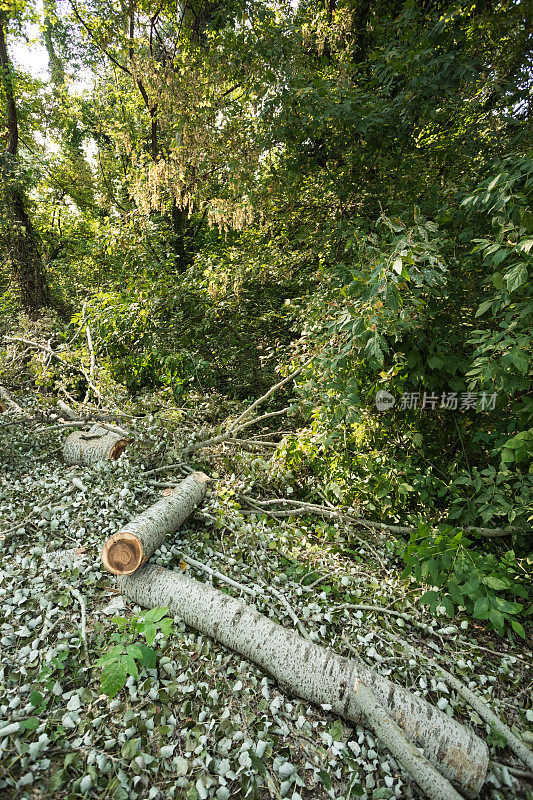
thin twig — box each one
[5,337,102,403]
[180,554,258,597]
[66,586,89,665]
[143,462,189,476]
[227,357,313,433]
[264,583,312,642]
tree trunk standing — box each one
[170,199,190,273]
[43,0,65,87]
[0,11,50,311]
[118,564,489,798]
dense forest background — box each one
[0,0,532,637]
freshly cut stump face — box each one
[101,473,209,576]
[102,531,143,575]
[0,401,7,414]
[109,439,129,460]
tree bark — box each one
[118,564,489,798]
[63,424,131,466]
[102,472,209,575]
[0,11,50,310]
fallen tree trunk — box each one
[118,564,489,798]
[102,473,209,575]
[63,424,130,466]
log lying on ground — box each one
[102,473,209,575]
[0,401,6,414]
[118,564,489,798]
[63,424,131,466]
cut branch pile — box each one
[105,477,497,800]
[2,361,530,800]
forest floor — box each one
[0,391,532,800]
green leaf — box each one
[138,643,157,668]
[122,654,139,679]
[447,581,464,606]
[488,608,505,633]
[510,619,526,638]
[441,595,455,618]
[511,351,528,375]
[126,644,143,660]
[20,717,40,730]
[318,769,333,791]
[159,618,173,637]
[29,690,43,708]
[143,607,169,623]
[419,589,439,604]
[64,752,79,768]
[347,780,364,797]
[49,770,65,792]
[482,576,509,590]
[110,616,130,628]
[475,300,492,317]
[490,248,509,266]
[428,558,440,586]
[121,738,141,760]
[473,596,490,620]
[96,645,124,666]
[142,622,157,646]
[492,272,504,289]
[505,263,528,293]
[330,718,344,741]
[249,752,266,776]
[101,661,127,698]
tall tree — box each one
[0,8,49,310]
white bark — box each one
[57,400,130,437]
[118,564,489,798]
[102,473,209,575]
[63,424,130,466]
[354,679,464,800]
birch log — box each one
[63,424,130,466]
[102,473,209,575]
[118,564,489,798]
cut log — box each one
[63,424,130,466]
[118,564,489,798]
[0,400,6,414]
[102,473,209,576]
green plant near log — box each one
[400,526,532,638]
[96,607,174,698]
